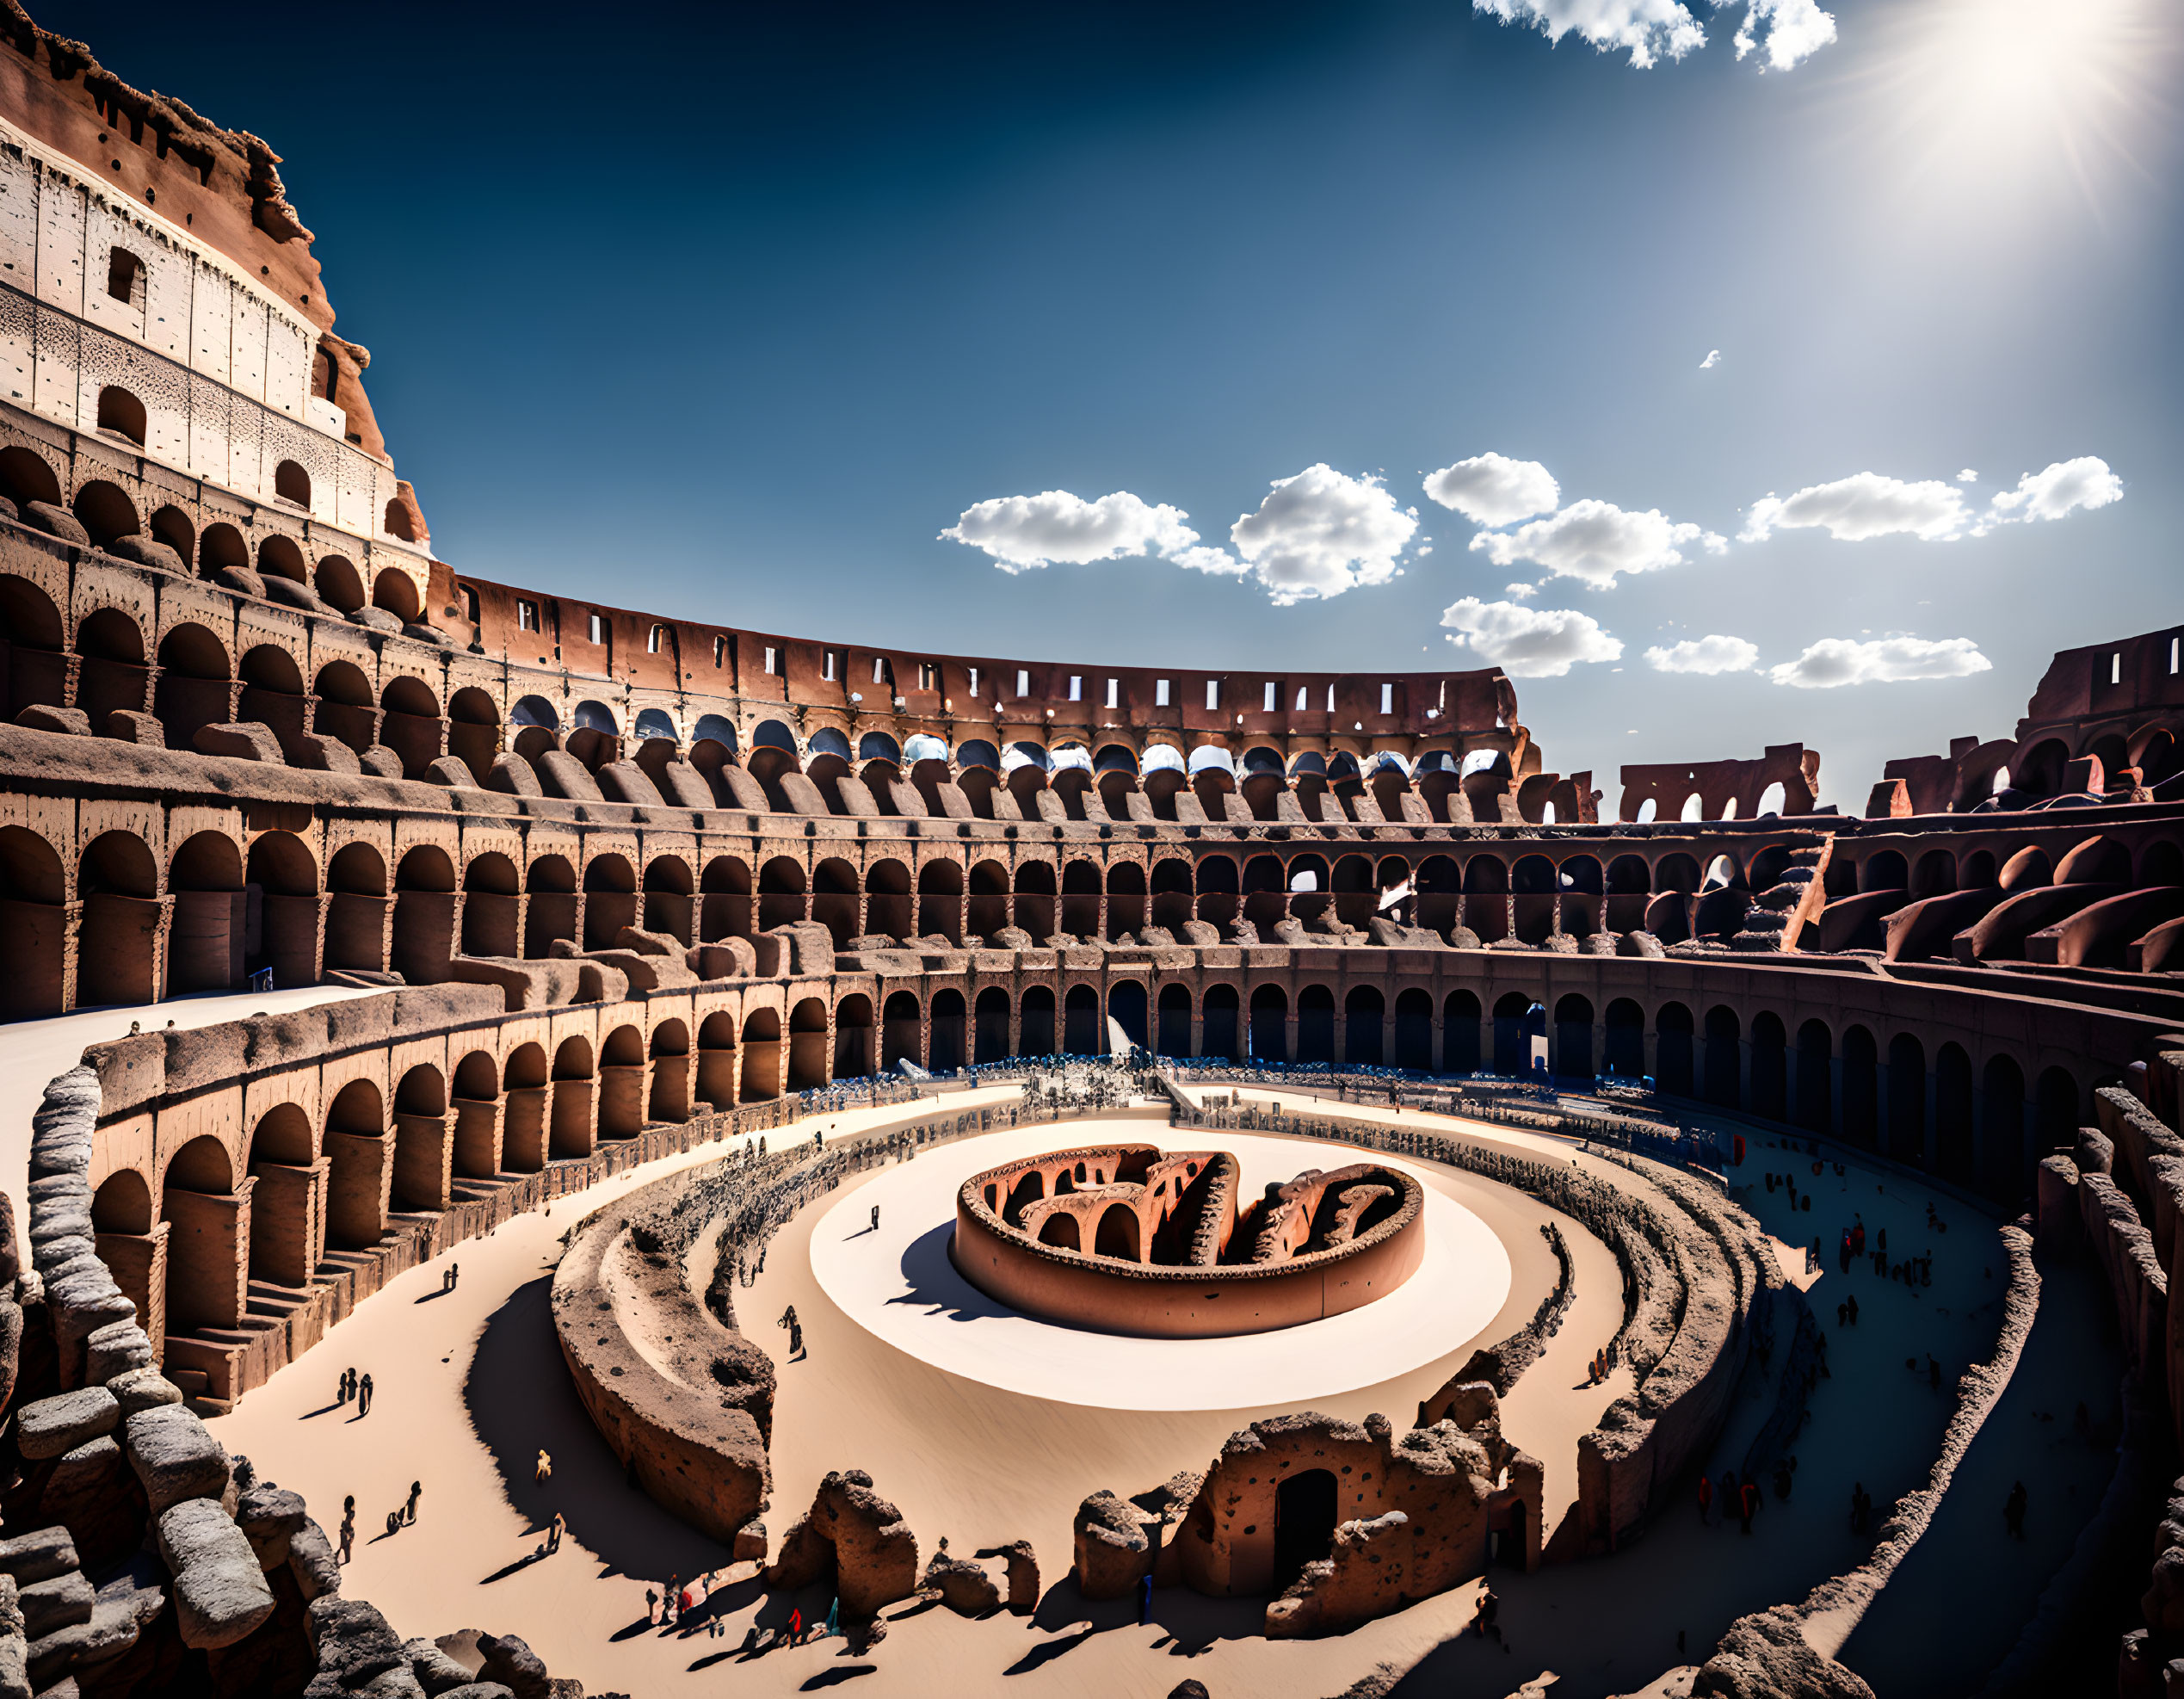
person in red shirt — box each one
[1698,1473,1712,1524]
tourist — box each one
[1697,1472,1712,1525]
[547,1512,565,1553]
[871,1203,881,1233]
[1836,1300,1848,1329]
[1928,1355,1941,1392]
[337,1367,351,1406]
[787,1606,804,1646]
[1844,1294,1859,1327]
[1838,1230,1852,1275]
[1472,1585,1502,1641]
[824,1595,838,1639]
[645,1588,659,1626]
[2004,1481,2027,1539]
[1739,1476,1759,1535]
[536,1449,552,1486]
[780,1303,799,1332]
[386,1509,401,1538]
[405,1481,421,1524]
[338,1498,355,1565]
[665,1574,679,1623]
[789,1320,805,1357]
[357,1372,373,1415]
[1138,1572,1153,1626]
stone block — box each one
[0,1530,76,1585]
[360,744,405,779]
[192,722,284,764]
[121,1405,231,1514]
[104,1368,182,1417]
[287,1519,340,1602]
[102,534,185,574]
[475,1633,549,1699]
[17,1574,90,1640]
[16,1389,117,1461]
[154,1500,275,1650]
[12,706,88,737]
[293,733,362,775]
[235,1484,308,1568]
[83,1321,152,1383]
[103,711,163,745]
[17,503,87,546]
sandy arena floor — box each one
[180,1085,2120,1699]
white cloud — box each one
[1469,499,1726,589]
[1988,456,2123,523]
[941,488,1199,572]
[1956,468,1978,483]
[1165,543,1250,577]
[1441,597,1623,677]
[1767,635,1992,689]
[1732,0,1836,71]
[1472,0,1833,70]
[1741,473,1969,543]
[1700,349,1720,369]
[1645,633,1760,674]
[1505,581,1540,600]
[1229,465,1418,605]
[1423,453,1560,526]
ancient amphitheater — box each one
[0,9,2174,1699]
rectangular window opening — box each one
[822,650,839,683]
[763,646,779,676]
[517,600,539,633]
[1263,681,1278,713]
[588,613,604,646]
[2112,652,2123,685]
[1206,679,1220,711]
[1380,683,1394,714]
[1068,675,1083,701]
[713,635,726,669]
[1325,683,1336,713]
[969,666,981,697]
[1016,669,1031,698]
[1105,677,1119,709]
[647,624,663,654]
[1156,678,1171,708]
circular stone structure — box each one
[951,1142,1425,1337]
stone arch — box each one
[696,1013,741,1112]
[787,998,830,1090]
[198,522,248,579]
[758,856,807,930]
[1703,1005,1741,1109]
[1841,1024,1878,1149]
[1095,1203,1142,1263]
[642,854,695,944]
[77,829,160,1006]
[1979,1053,2026,1205]
[916,857,963,945]
[461,851,521,956]
[1039,1212,1081,1251]
[392,845,459,983]
[1934,1042,1974,1183]
[1796,1019,1832,1133]
[552,1036,597,1158]
[0,444,61,510]
[866,857,914,941]
[1298,985,1337,1066]
[257,534,307,584]
[526,854,578,957]
[583,852,638,948]
[975,986,1013,1065]
[447,688,501,786]
[72,478,139,547]
[597,1025,647,1139]
[834,994,876,1079]
[373,568,423,624]
[648,1019,692,1122]
[324,1079,389,1250]
[0,825,65,1017]
[1019,985,1057,1058]
[167,829,244,994]
[0,574,67,719]
[700,854,754,943]
[1250,983,1291,1065]
[163,1134,243,1336]
[153,621,232,752]
[1553,993,1594,1077]
[1064,984,1101,1055]
[741,1006,783,1100]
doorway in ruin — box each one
[1273,1469,1338,1592]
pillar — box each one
[246,1158,328,1286]
[95,1221,168,1359]
[324,1132,392,1249]
[503,1086,548,1171]
[161,1178,255,1331]
[452,1096,504,1177]
[551,1076,596,1158]
[392,1110,453,1210]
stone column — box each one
[161,1177,256,1331]
[324,1133,392,1250]
[551,1075,597,1158]
[247,1158,329,1286]
[453,1097,505,1177]
[392,1110,453,1210]
[95,1222,168,1359]
[1430,1015,1444,1072]
[58,652,82,710]
[503,1087,549,1171]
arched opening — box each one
[834,995,875,1080]
[1935,1043,1974,1183]
[1654,1002,1694,1097]
[461,852,521,956]
[1250,984,1290,1064]
[257,534,306,584]
[738,1007,782,1100]
[1490,992,1533,1076]
[392,845,459,984]
[147,504,195,565]
[373,568,423,624]
[788,998,830,1089]
[72,607,149,736]
[392,1063,451,1209]
[1603,999,1644,1078]
[966,859,1010,943]
[811,856,861,948]
[1297,985,1336,1066]
[71,479,139,547]
[596,1026,647,1139]
[1554,994,1595,1078]
[502,1042,550,1170]
[1105,861,1146,940]
[551,1035,597,1157]
[695,1015,741,1113]
[273,459,311,506]
[1064,984,1101,1055]
[197,521,248,581]
[758,856,807,931]
[1841,1026,1878,1149]
[1020,985,1057,1058]
[96,385,147,446]
[1887,1034,1927,1163]
[1704,1005,1741,1108]
[324,1080,389,1250]
[162,1134,241,1336]
[582,853,638,948]
[643,855,695,944]
[1108,979,1149,1052]
[881,992,922,1072]
[447,688,501,786]
[451,1051,503,1178]
[917,858,963,945]
[0,445,62,510]
[1274,1470,1339,1593]
[0,826,65,1017]
[2034,1066,2077,1155]
[324,842,391,972]
[379,674,444,780]
[866,857,914,941]
[1157,984,1194,1058]
[1441,990,1480,1073]
[975,986,1014,1064]
[1345,985,1385,1066]
[168,830,244,994]
[0,574,65,720]
[1749,1013,1787,1121]
[700,855,754,944]
[1979,1054,2026,1206]
[313,553,365,614]
[1796,1020,1832,1133]
[1391,987,1432,1072]
[77,831,159,1006]
[1038,1213,1081,1251]
[152,622,232,752]
[1095,1203,1141,1262]
[523,854,577,957]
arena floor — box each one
[168,1078,2122,1699]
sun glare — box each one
[1858,0,2175,223]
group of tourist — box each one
[1697,1467,1766,1534]
[334,1481,423,1561]
[334,1364,373,1415]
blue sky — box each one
[52,0,2182,808]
